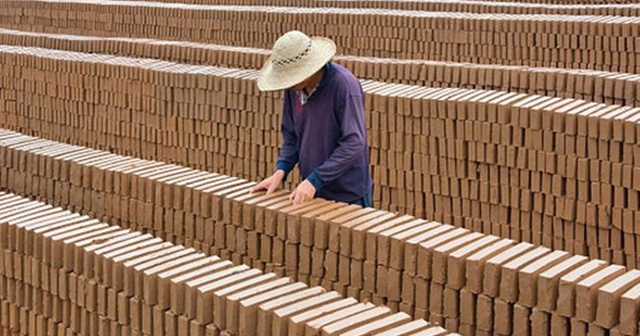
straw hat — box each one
[257,31,336,92]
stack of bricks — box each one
[3,0,640,73]
[129,0,640,8]
[0,191,456,336]
[0,29,638,107]
[4,129,640,335]
[3,0,640,334]
[4,45,640,268]
[128,0,640,16]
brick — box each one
[304,302,374,336]
[340,312,411,336]
[416,228,470,280]
[431,232,484,285]
[446,235,500,290]
[320,306,391,335]
[594,270,640,328]
[536,255,589,312]
[499,246,551,303]
[517,250,570,307]
[270,291,341,336]
[288,298,358,336]
[482,242,534,297]
[556,260,609,317]
[619,282,640,335]
[575,265,626,322]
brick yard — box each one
[1,0,640,335]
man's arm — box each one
[306,89,366,191]
[275,92,299,181]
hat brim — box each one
[257,37,336,92]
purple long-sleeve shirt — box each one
[275,62,372,203]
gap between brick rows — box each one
[3,0,640,74]
[2,44,640,269]
[1,129,640,335]
[0,190,458,336]
[0,28,638,107]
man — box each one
[251,30,372,207]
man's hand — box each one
[251,170,285,194]
[289,180,316,205]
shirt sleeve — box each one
[275,91,299,181]
[306,84,366,191]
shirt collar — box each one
[299,62,333,105]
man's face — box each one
[290,76,312,92]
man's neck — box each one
[303,67,326,96]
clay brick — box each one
[411,326,450,335]
[196,266,266,324]
[459,288,476,326]
[363,215,415,261]
[142,251,208,305]
[320,305,391,335]
[551,313,570,336]
[536,255,589,312]
[377,218,429,267]
[475,294,493,332]
[493,298,513,335]
[416,228,470,280]
[575,265,626,322]
[430,232,483,285]
[516,250,570,307]
[594,270,640,328]
[155,256,221,310]
[446,235,501,290]
[464,239,514,293]
[389,222,441,272]
[271,291,341,336]
[341,312,412,336]
[328,207,378,253]
[241,191,289,230]
[300,203,344,247]
[339,211,394,258]
[513,304,531,336]
[482,242,534,297]
[557,259,611,318]
[314,205,360,250]
[304,302,374,336]
[224,277,292,335]
[619,282,640,335]
[169,260,233,316]
[404,224,455,277]
[238,282,308,336]
[288,298,358,336]
[531,308,550,336]
[283,199,334,243]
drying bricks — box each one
[0,191,456,336]
[0,129,640,335]
[2,46,640,269]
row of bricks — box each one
[3,46,640,159]
[458,0,640,4]
[128,0,640,16]
[0,152,632,336]
[4,47,640,265]
[0,129,470,326]
[6,135,638,273]
[0,28,637,108]
[1,129,640,335]
[3,1,640,73]
[0,294,634,336]
[0,261,634,336]
[0,191,454,336]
